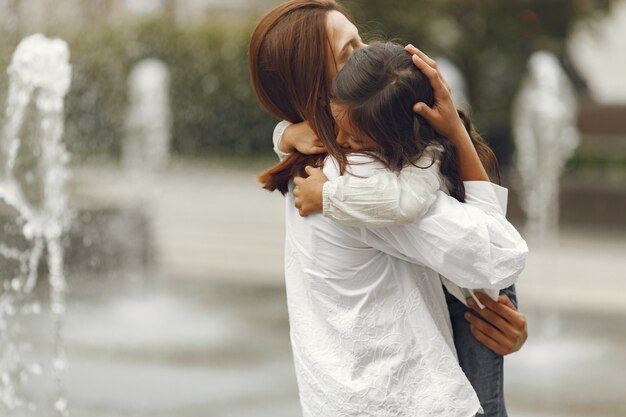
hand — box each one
[465,292,528,356]
[293,166,328,216]
[405,44,489,182]
[404,44,466,142]
[279,120,326,155]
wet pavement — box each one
[21,277,626,417]
[15,163,626,416]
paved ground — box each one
[15,162,626,416]
[70,161,626,316]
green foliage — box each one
[165,22,276,157]
[0,3,617,165]
[567,149,626,173]
[1,16,278,162]
[64,23,131,158]
[344,0,616,166]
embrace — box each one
[248,1,529,416]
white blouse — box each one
[322,148,442,226]
[282,151,528,417]
[273,121,502,307]
[273,120,441,226]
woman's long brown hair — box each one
[332,42,501,203]
[248,0,350,194]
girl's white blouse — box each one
[283,154,527,417]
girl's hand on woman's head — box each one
[281,120,327,155]
[404,44,468,144]
[293,166,328,217]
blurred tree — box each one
[344,0,616,167]
[59,16,277,161]
[1,0,21,33]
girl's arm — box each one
[294,152,442,226]
[324,158,441,226]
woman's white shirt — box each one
[274,121,504,306]
[283,153,527,417]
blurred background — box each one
[0,0,624,416]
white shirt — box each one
[322,147,442,226]
[273,121,441,227]
[274,121,503,307]
[283,154,528,417]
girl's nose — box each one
[336,130,351,148]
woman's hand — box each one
[465,293,528,356]
[293,166,328,216]
[404,44,466,143]
[279,121,326,155]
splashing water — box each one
[513,51,580,239]
[123,58,171,180]
[118,58,171,280]
[0,34,72,415]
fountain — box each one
[0,34,72,415]
[116,58,172,276]
[123,58,171,202]
[512,51,581,339]
[513,50,580,239]
[60,56,189,379]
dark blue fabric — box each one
[445,285,518,417]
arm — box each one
[293,152,441,226]
[296,161,527,291]
[272,120,325,161]
[402,45,525,297]
[323,160,441,226]
[358,179,527,291]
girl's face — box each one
[331,102,376,151]
[326,10,366,78]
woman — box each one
[249,1,527,415]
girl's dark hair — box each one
[249,0,351,194]
[332,42,500,202]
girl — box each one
[299,40,502,301]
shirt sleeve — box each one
[322,152,442,227]
[359,182,528,290]
[272,120,292,161]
